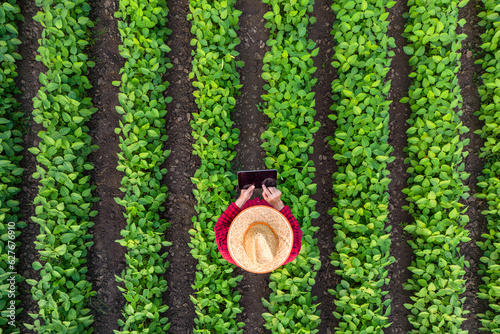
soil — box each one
[385,0,415,332]
[10,0,490,333]
[308,1,340,333]
[162,0,199,332]
[458,0,489,331]
[85,0,127,331]
[232,0,272,332]
[15,0,44,330]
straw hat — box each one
[227,205,293,273]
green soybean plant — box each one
[0,1,25,332]
[400,0,470,332]
[328,0,396,332]
[113,0,172,332]
[25,0,98,333]
[475,0,500,331]
[260,0,322,332]
[187,0,245,332]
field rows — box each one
[329,0,395,331]
[0,0,497,333]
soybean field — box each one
[0,0,498,333]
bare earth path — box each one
[85,0,127,333]
[232,0,271,332]
[15,0,44,331]
[458,0,489,331]
[385,0,414,332]
[163,0,199,331]
[309,1,339,333]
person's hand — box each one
[262,184,284,211]
[235,185,255,208]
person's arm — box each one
[262,185,302,264]
[262,184,284,211]
[235,184,255,209]
[281,205,302,264]
[214,203,241,265]
[214,185,255,264]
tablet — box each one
[237,169,278,190]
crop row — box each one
[260,0,321,332]
[187,0,244,332]
[25,0,98,332]
[112,0,172,332]
[475,0,500,331]
[401,0,470,332]
[328,0,396,332]
[0,1,24,332]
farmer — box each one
[215,183,302,273]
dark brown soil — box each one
[15,0,45,332]
[86,0,126,332]
[162,0,199,332]
[309,1,340,333]
[232,0,271,332]
[458,0,489,331]
[385,0,415,332]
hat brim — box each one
[228,205,293,274]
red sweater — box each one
[214,198,302,267]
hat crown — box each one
[243,223,278,265]
[227,205,293,274]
